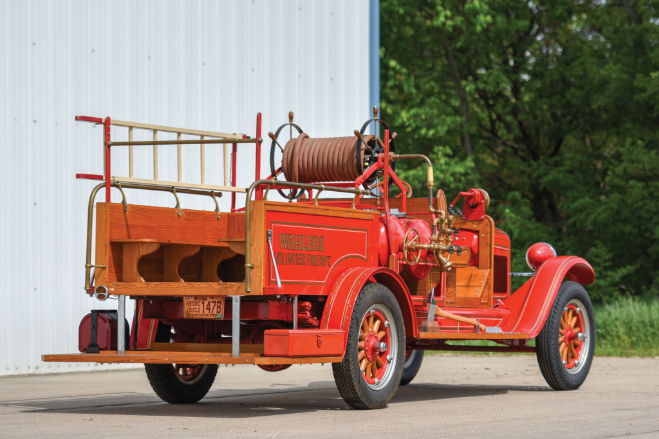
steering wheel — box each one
[269,111,305,200]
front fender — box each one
[501,256,595,337]
[320,267,416,352]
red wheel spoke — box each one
[368,315,374,331]
[376,356,385,368]
[373,319,381,334]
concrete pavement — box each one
[1,355,658,438]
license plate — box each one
[183,297,225,319]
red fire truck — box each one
[44,109,596,409]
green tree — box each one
[381,0,659,300]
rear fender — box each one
[320,267,416,353]
[502,256,595,337]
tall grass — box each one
[594,297,659,357]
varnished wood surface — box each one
[150,342,265,354]
[123,242,160,282]
[42,351,342,365]
[95,203,110,284]
[417,332,529,340]
[163,245,201,282]
[264,202,376,220]
[108,281,248,296]
[107,203,234,245]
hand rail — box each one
[243,179,372,293]
[84,182,224,291]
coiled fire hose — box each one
[282,134,383,183]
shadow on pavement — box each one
[1,381,550,418]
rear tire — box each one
[536,281,596,390]
[332,282,405,409]
[400,349,424,386]
[145,324,218,404]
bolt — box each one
[564,307,569,312]
[384,320,390,328]
[370,310,375,316]
[577,333,584,341]
[574,360,580,366]
[386,355,392,361]
[374,378,380,385]
[562,360,567,365]
[576,307,581,314]
[376,342,388,352]
[360,367,365,372]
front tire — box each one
[536,281,596,390]
[145,324,218,404]
[332,282,405,409]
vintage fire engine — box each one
[44,109,596,409]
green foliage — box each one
[381,0,659,301]
[594,297,659,357]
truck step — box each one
[417,331,529,340]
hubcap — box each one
[558,299,590,374]
[358,304,398,390]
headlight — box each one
[526,242,557,271]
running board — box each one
[417,332,529,340]
[42,351,342,365]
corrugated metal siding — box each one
[0,0,370,376]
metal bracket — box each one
[171,188,181,216]
[313,185,325,206]
[116,182,128,212]
[210,192,220,219]
[263,178,276,201]
[352,194,361,209]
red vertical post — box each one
[104,117,111,202]
[255,113,263,200]
[231,137,238,212]
[383,130,393,255]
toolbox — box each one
[264,329,344,357]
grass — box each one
[593,297,659,357]
[428,297,659,358]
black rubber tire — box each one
[332,282,406,409]
[145,324,218,404]
[536,281,596,390]
[400,349,424,386]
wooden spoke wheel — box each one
[536,281,595,390]
[559,299,591,374]
[332,282,405,409]
[358,306,395,389]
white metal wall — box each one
[0,0,371,376]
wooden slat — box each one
[128,127,134,178]
[112,176,246,193]
[418,332,529,340]
[150,342,264,354]
[42,351,342,365]
[94,203,110,284]
[122,242,160,282]
[163,245,201,282]
[108,281,248,296]
[108,203,230,245]
[153,130,158,180]
[111,119,242,139]
[264,201,376,220]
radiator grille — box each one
[494,255,508,294]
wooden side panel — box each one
[226,214,246,239]
[163,245,201,282]
[249,201,266,295]
[108,203,227,245]
[202,247,237,282]
[94,203,110,284]
[123,242,160,282]
[445,267,491,308]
